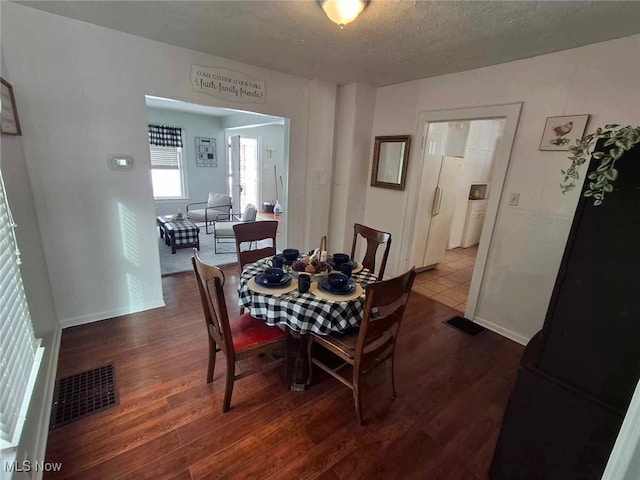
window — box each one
[148,124,187,199]
[150,145,186,199]
[0,173,43,458]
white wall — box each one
[221,111,283,129]
[304,79,339,254]
[363,34,640,342]
[1,3,336,326]
[1,52,61,480]
[329,83,376,253]
[146,107,226,215]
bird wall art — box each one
[540,114,590,151]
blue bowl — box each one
[263,268,285,283]
[332,253,350,266]
[327,273,349,289]
[283,249,300,261]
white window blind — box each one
[150,146,186,199]
[0,173,42,453]
[150,146,181,170]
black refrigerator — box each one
[489,141,640,479]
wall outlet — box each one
[508,192,520,206]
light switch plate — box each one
[508,192,520,206]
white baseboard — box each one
[60,300,165,329]
[473,315,530,346]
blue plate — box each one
[318,278,357,295]
[255,273,292,288]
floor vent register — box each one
[50,364,119,429]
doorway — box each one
[414,119,505,311]
[228,135,259,213]
[400,103,522,320]
[144,95,289,276]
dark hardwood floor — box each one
[45,264,523,480]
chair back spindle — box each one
[351,223,392,280]
[192,252,235,363]
[355,269,415,374]
[233,221,278,270]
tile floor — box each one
[412,246,478,313]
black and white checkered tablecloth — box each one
[238,258,378,336]
[165,220,199,245]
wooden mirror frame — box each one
[370,135,411,190]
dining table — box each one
[238,256,378,390]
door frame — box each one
[399,103,522,320]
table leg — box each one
[285,330,309,391]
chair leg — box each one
[222,359,235,413]
[281,327,291,389]
[353,378,363,426]
[388,356,396,400]
[206,340,217,383]
[306,337,314,386]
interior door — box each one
[229,135,242,213]
[422,156,462,267]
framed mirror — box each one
[370,135,411,190]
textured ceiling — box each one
[17,1,640,87]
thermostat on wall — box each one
[108,154,135,171]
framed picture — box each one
[1,77,22,136]
[195,136,217,167]
[539,114,589,151]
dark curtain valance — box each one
[148,124,183,147]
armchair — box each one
[186,193,232,234]
[213,204,258,253]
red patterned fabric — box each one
[230,313,286,352]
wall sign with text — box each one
[191,65,265,104]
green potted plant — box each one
[561,124,640,206]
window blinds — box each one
[0,174,42,451]
[149,146,181,170]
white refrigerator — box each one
[421,155,463,268]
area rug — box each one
[444,316,486,336]
[158,231,238,275]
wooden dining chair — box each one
[351,223,392,280]
[233,220,278,271]
[306,268,416,425]
[192,251,286,412]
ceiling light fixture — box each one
[321,0,367,28]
